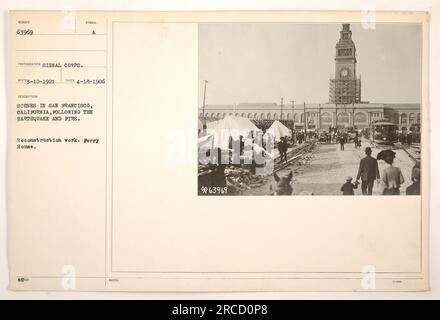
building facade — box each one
[199,103,420,131]
[199,24,420,132]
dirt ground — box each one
[243,140,417,196]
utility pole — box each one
[202,80,208,122]
[280,97,284,120]
[352,102,355,128]
[318,103,321,133]
[304,102,307,141]
[290,100,295,141]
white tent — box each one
[199,119,219,137]
[198,133,214,157]
[207,115,260,149]
[198,133,213,150]
[206,120,219,130]
[263,120,291,142]
[233,116,260,131]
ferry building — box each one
[199,24,421,132]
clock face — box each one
[340,68,349,78]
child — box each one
[340,176,358,195]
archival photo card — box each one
[8,10,429,292]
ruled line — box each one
[15,49,106,52]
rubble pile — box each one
[274,141,316,171]
[224,167,268,194]
[295,154,314,166]
[198,141,317,195]
[198,164,212,175]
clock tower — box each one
[329,24,361,104]
[335,24,356,80]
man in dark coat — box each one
[353,136,359,149]
[407,132,413,146]
[339,135,346,150]
[278,137,287,163]
[356,147,380,195]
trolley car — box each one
[371,120,398,146]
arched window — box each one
[280,114,284,120]
[247,113,252,118]
[300,113,304,123]
[401,113,407,124]
[235,113,239,117]
[354,112,367,123]
[241,113,246,117]
[210,113,215,118]
[337,112,349,123]
[409,113,416,125]
[294,114,299,122]
[320,112,332,123]
[254,113,258,119]
[260,113,266,120]
[222,113,227,118]
[216,113,221,118]
[273,113,278,120]
[267,113,271,120]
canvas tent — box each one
[199,119,220,138]
[198,133,214,162]
[198,133,213,150]
[207,115,260,149]
[263,120,291,142]
[206,120,219,130]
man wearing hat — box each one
[356,147,380,195]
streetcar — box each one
[371,120,398,146]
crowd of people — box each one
[398,130,418,146]
[269,127,421,196]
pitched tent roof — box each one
[207,115,260,149]
[206,120,220,130]
[199,119,219,134]
[198,133,214,151]
[232,116,259,131]
[263,120,291,141]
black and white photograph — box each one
[198,23,422,196]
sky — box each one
[198,23,422,105]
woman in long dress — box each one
[378,150,405,195]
